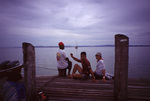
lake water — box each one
[0,47,150,79]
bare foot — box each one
[92,79,99,83]
[68,75,73,78]
[102,78,106,82]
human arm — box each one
[70,53,81,62]
[102,69,106,82]
[65,57,71,62]
[98,60,106,82]
[89,68,99,83]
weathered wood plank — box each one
[0,76,150,101]
[36,76,150,101]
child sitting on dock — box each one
[69,52,97,82]
[56,42,72,77]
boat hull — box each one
[0,64,23,78]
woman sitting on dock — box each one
[69,52,97,82]
[94,52,108,81]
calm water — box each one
[0,47,150,79]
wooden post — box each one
[22,42,36,101]
[114,34,129,101]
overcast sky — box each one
[0,0,150,47]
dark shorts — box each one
[66,65,70,69]
[94,73,109,80]
[81,73,89,80]
[66,61,72,69]
[58,61,72,77]
[94,73,103,79]
[58,68,66,76]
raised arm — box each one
[70,53,81,62]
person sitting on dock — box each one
[69,52,97,82]
[1,72,26,101]
[94,52,108,81]
[56,42,72,77]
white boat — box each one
[75,42,78,49]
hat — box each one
[58,42,64,46]
[95,52,102,56]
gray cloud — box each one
[0,0,150,47]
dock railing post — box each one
[114,34,129,101]
[22,42,36,101]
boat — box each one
[0,60,23,78]
[75,41,78,49]
[75,46,78,49]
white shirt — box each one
[56,49,68,69]
[95,59,105,76]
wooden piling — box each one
[114,34,129,101]
[22,42,36,101]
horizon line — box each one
[1,44,150,48]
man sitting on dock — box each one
[69,52,97,82]
[56,42,72,77]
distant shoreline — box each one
[0,45,150,48]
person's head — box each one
[7,72,22,82]
[95,52,102,60]
[80,51,86,61]
[58,42,65,50]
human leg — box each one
[58,69,61,76]
[68,64,82,78]
[71,64,83,79]
[58,69,66,77]
[72,64,82,74]
[94,72,103,79]
[72,73,83,79]
[67,61,72,76]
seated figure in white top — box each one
[94,52,109,81]
[56,42,72,77]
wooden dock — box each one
[1,38,149,101]
[1,76,150,101]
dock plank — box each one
[0,76,150,101]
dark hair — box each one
[81,51,86,56]
[7,72,22,82]
[59,44,64,49]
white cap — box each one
[95,52,102,56]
